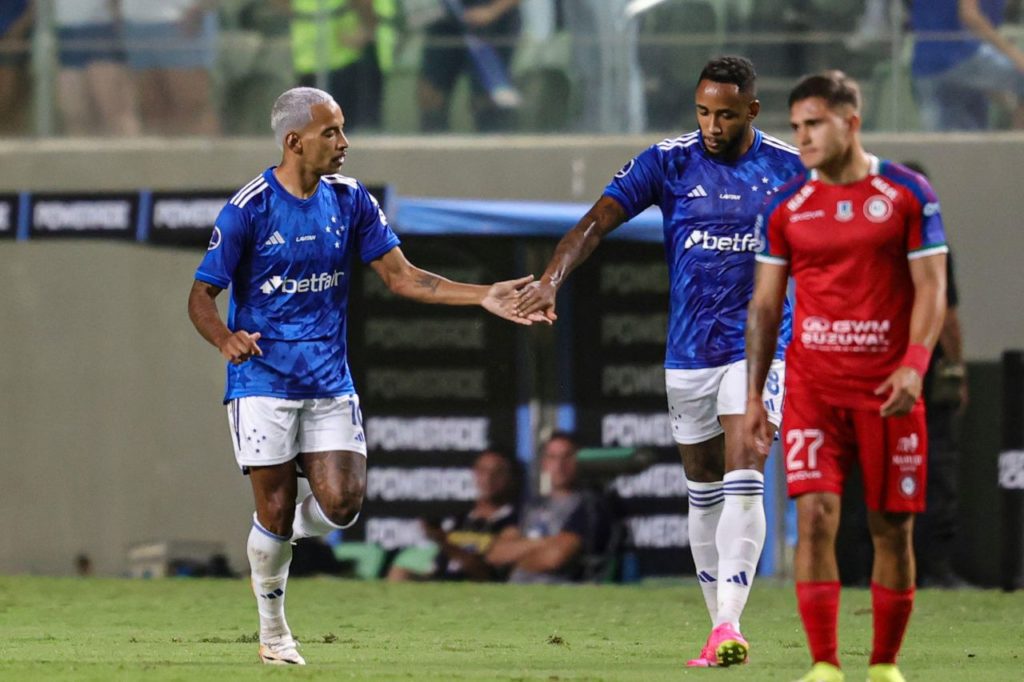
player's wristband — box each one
[901,343,931,377]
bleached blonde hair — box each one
[270,87,335,149]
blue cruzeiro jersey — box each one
[604,129,801,369]
[195,167,400,402]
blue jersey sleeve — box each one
[883,162,948,257]
[602,145,666,219]
[352,183,401,263]
[912,175,947,254]
[194,203,249,289]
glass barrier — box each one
[1,0,1021,138]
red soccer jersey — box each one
[758,156,948,409]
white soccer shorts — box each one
[666,358,785,445]
[226,395,367,469]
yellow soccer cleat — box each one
[866,663,906,682]
[795,661,845,682]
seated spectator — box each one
[55,0,140,135]
[911,0,1024,130]
[388,449,519,582]
[121,0,219,134]
[487,432,611,584]
[0,0,31,136]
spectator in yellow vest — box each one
[291,0,396,131]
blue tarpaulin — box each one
[393,197,665,242]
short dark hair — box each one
[476,448,522,501]
[697,56,757,96]
[788,70,861,111]
[545,431,579,451]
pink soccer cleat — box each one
[685,638,717,668]
[708,622,748,667]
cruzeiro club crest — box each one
[835,200,854,222]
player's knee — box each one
[258,499,296,537]
[870,512,914,554]
[678,446,725,481]
[798,497,840,546]
[319,483,365,527]
[321,499,362,527]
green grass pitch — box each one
[1,577,1021,681]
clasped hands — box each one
[483,275,559,326]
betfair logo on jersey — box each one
[259,270,344,295]
[683,230,760,253]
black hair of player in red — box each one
[788,70,861,110]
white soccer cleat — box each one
[258,634,305,665]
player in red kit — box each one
[743,71,948,682]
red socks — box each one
[870,582,914,665]
[796,581,914,667]
[796,581,841,667]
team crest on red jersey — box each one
[864,195,894,223]
[835,200,854,222]
[899,473,918,498]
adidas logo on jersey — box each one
[264,231,286,246]
[686,185,709,198]
[260,270,345,295]
[684,229,761,253]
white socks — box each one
[248,516,293,641]
[687,479,724,625]
[715,469,766,628]
[290,493,359,541]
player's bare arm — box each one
[187,279,263,364]
[876,253,948,417]
[368,246,543,325]
[743,262,789,455]
[516,195,628,321]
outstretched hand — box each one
[482,275,552,326]
[875,366,922,417]
[514,279,559,324]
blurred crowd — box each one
[0,1,1022,136]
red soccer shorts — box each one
[781,393,927,512]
